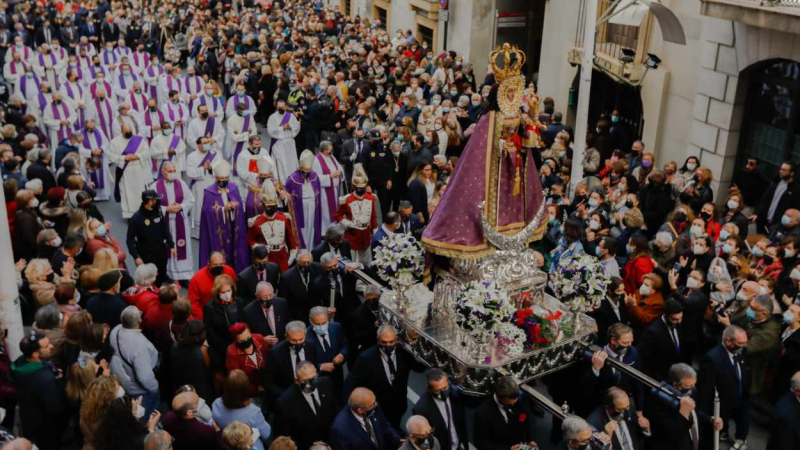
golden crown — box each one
[490,43,526,83]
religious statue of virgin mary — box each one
[422,44,547,260]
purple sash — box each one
[316,153,338,217]
[102,50,115,66]
[19,75,40,99]
[156,177,188,260]
[232,115,251,177]
[51,101,72,142]
[156,135,181,173]
[90,81,111,99]
[146,65,163,98]
[133,52,149,69]
[166,103,186,138]
[233,95,250,110]
[190,150,216,188]
[184,75,201,94]
[194,95,220,115]
[65,82,85,130]
[118,73,136,90]
[89,65,104,80]
[203,117,216,138]
[269,112,292,155]
[94,99,113,140]
[114,135,143,201]
[8,60,23,75]
[83,128,105,189]
[144,110,166,133]
[130,93,146,112]
[37,92,47,112]
[37,53,58,87]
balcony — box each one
[567,0,653,85]
[701,0,800,34]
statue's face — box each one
[506,86,517,102]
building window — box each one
[738,59,800,179]
[343,0,351,17]
[375,6,387,27]
[417,23,433,47]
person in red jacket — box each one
[122,263,160,313]
[624,272,665,330]
[142,284,180,343]
[335,165,378,266]
[624,234,656,295]
[188,251,237,320]
[225,323,270,396]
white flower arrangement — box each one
[373,233,425,288]
[551,253,609,313]
[454,281,516,338]
[495,322,527,357]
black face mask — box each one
[217,180,229,189]
[726,263,739,275]
[300,377,318,393]
[401,214,411,222]
[209,265,224,276]
[301,171,310,179]
[236,337,253,349]
[260,298,273,309]
[278,108,286,114]
[432,388,450,401]
[363,407,377,418]
[674,212,687,223]
[123,132,133,139]
[45,272,56,283]
[625,200,634,209]
[615,345,629,355]
[254,262,268,271]
[381,344,396,355]
[265,206,277,216]
[700,211,711,221]
[764,255,774,265]
[200,112,209,119]
[355,187,367,196]
[367,300,379,310]
[298,264,310,275]
[412,436,433,450]
[290,342,305,352]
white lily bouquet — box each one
[551,253,609,313]
[373,233,424,288]
[454,281,516,340]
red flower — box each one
[518,413,527,422]
[532,324,542,336]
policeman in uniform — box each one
[126,189,177,285]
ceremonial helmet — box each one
[256,155,273,176]
[212,159,231,178]
[299,149,315,170]
[260,181,279,206]
[352,163,369,189]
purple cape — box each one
[198,184,251,272]
[422,111,546,258]
[284,171,322,249]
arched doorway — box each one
[737,59,800,179]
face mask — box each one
[123,132,133,139]
[719,230,730,240]
[639,285,651,297]
[381,344,396,355]
[301,378,318,393]
[746,308,756,321]
[442,107,451,113]
[589,220,600,231]
[449,90,457,96]
[783,312,795,325]
[727,200,739,210]
[219,291,233,302]
[236,337,253,349]
[51,236,62,247]
[686,162,697,171]
[205,89,214,96]
[722,244,733,254]
[730,344,745,356]
[162,128,172,136]
[783,215,793,226]
[209,266,224,277]
[25,72,33,79]
[588,198,599,208]
[690,226,704,238]
[595,246,604,257]
[202,144,212,152]
[96,225,107,237]
[200,112,209,119]
[355,187,367,196]
[30,198,39,208]
[787,248,797,259]
[736,290,749,302]
[313,324,328,335]
[642,160,652,168]
[626,244,634,255]
[791,268,800,281]
[217,180,229,189]
[687,277,700,289]
[290,342,305,352]
[615,344,629,355]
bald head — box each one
[741,281,762,301]
[172,391,199,419]
[349,387,376,412]
[406,415,432,436]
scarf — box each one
[156,177,188,260]
[83,128,105,189]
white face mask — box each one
[165,172,177,181]
[727,200,739,210]
[791,268,800,281]
[220,291,232,302]
[686,277,700,289]
[30,198,39,208]
[787,248,797,258]
[736,290,749,302]
[116,385,125,398]
[686,162,697,171]
[639,284,651,297]
[759,286,768,296]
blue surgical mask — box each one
[432,99,441,106]
[611,115,620,123]
[595,246,603,257]
[203,144,211,151]
[313,324,328,335]
[96,225,107,236]
[719,230,730,240]
[471,101,480,107]
[236,91,245,97]
[746,308,756,320]
[588,198,599,207]
[784,312,795,325]
[783,214,792,226]
[722,244,733,254]
[442,107,451,113]
[626,244,634,254]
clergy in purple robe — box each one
[284,150,322,249]
[198,160,251,273]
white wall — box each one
[537,0,581,122]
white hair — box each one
[120,305,142,329]
[562,415,591,441]
[655,232,674,247]
[309,306,328,321]
[134,263,158,287]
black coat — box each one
[13,209,44,262]
[472,394,537,450]
[590,298,629,346]
[279,262,322,322]
[406,178,430,223]
[411,387,469,450]
[773,328,800,400]
[26,162,56,194]
[100,21,119,43]
[236,263,281,304]
[645,387,706,450]
[311,240,352,262]
[309,270,358,327]
[349,302,380,358]
[86,292,127,329]
[274,378,338,450]
[242,297,289,340]
[580,347,644,416]
[696,344,749,421]
[638,182,674,238]
[766,391,800,450]
[340,137,372,181]
[637,318,692,382]
[10,357,67,450]
[202,298,245,368]
[756,178,800,229]
[586,405,646,450]
[263,340,319,403]
[345,345,424,428]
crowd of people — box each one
[0,0,799,449]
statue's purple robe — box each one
[284,171,322,249]
[422,111,546,258]
[198,183,251,272]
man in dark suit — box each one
[275,361,338,450]
[236,245,280,303]
[263,320,319,405]
[646,363,722,450]
[307,306,349,399]
[767,371,800,450]
[696,325,750,447]
[398,201,423,236]
[541,111,568,148]
[581,323,645,418]
[411,369,469,450]
[279,250,322,322]
[242,281,288,346]
[755,161,800,234]
[473,376,538,450]
[310,252,358,330]
[773,304,800,400]
[59,20,78,53]
[637,298,691,382]
[345,324,424,429]
[350,285,382,365]
[101,17,119,44]
[34,20,56,46]
[329,387,401,450]
[340,128,372,183]
[587,388,648,450]
[78,16,100,43]
[557,415,602,450]
[371,212,400,252]
[590,278,629,345]
[312,223,353,262]
[362,130,395,217]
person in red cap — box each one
[39,187,70,238]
